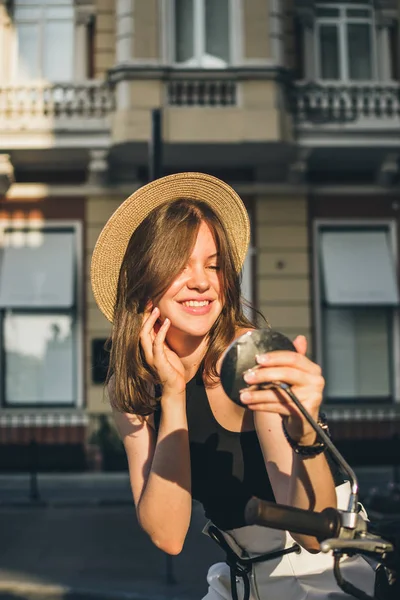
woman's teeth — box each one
[182,300,210,307]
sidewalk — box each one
[0,473,224,600]
[0,473,133,507]
[1,465,395,507]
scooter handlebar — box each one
[245,497,342,543]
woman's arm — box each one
[254,410,336,551]
[239,335,336,551]
[112,308,192,555]
[113,394,191,555]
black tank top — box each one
[155,370,275,530]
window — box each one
[0,225,81,407]
[172,0,234,67]
[13,0,74,81]
[315,2,376,80]
[315,223,399,402]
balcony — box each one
[166,77,237,107]
[109,66,287,174]
[290,81,400,147]
[0,81,115,150]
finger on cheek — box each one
[158,318,170,337]
[144,307,158,327]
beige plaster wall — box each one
[95,0,116,78]
[0,3,13,81]
[255,195,312,352]
[133,0,160,60]
[111,79,287,144]
[243,0,271,60]
[85,195,127,414]
[111,79,163,142]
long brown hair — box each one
[108,198,254,415]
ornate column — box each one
[295,0,316,80]
[375,1,398,81]
[113,0,135,110]
[75,1,95,80]
[87,149,108,186]
[269,0,284,67]
[116,0,135,64]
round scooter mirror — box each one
[220,329,297,406]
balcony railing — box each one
[0,81,115,132]
[290,81,400,128]
[166,78,237,107]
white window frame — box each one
[0,5,5,82]
[0,220,83,408]
[162,0,242,67]
[313,219,400,403]
[314,2,378,81]
[10,0,90,83]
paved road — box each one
[0,473,223,600]
[0,467,398,600]
[0,503,224,600]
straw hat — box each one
[90,172,250,323]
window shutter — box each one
[0,230,75,308]
[320,230,399,306]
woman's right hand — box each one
[140,307,186,397]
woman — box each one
[91,172,374,600]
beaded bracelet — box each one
[282,413,330,458]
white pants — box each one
[202,484,376,600]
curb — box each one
[0,581,191,600]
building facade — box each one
[0,0,399,470]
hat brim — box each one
[90,172,250,323]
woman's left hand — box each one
[239,336,324,444]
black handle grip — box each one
[245,497,341,542]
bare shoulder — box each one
[112,407,144,436]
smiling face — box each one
[112,199,252,411]
[157,221,223,340]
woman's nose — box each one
[187,267,210,292]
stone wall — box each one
[255,195,312,352]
